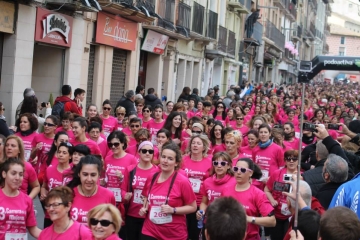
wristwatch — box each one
[173,207,177,214]
[251,217,256,224]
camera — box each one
[303,123,316,132]
[273,181,292,193]
[283,174,293,182]
[328,123,340,130]
[41,102,46,108]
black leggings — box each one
[187,209,201,240]
[270,217,290,240]
[141,234,157,240]
[126,215,145,240]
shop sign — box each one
[141,30,169,55]
[96,12,137,51]
[0,1,15,34]
[35,8,73,47]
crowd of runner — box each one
[1,81,360,240]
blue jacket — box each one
[329,173,360,217]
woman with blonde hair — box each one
[224,130,248,166]
[88,203,123,240]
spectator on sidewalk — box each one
[190,88,201,106]
[15,88,36,121]
[144,88,162,109]
[73,88,85,114]
[53,85,82,116]
[116,90,136,117]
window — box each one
[339,47,345,56]
[340,36,345,44]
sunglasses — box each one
[44,122,56,127]
[213,161,228,166]
[236,117,244,120]
[140,149,154,154]
[143,109,150,113]
[103,107,111,111]
[108,142,121,148]
[285,157,298,162]
[90,218,114,227]
[130,124,140,128]
[117,112,125,116]
[233,166,253,173]
[192,130,202,134]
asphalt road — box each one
[29,197,44,240]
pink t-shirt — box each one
[20,162,37,195]
[252,143,285,180]
[104,153,137,202]
[214,115,229,127]
[284,138,300,150]
[44,165,73,191]
[117,121,125,131]
[101,115,118,139]
[0,190,37,239]
[142,118,152,129]
[55,128,74,142]
[15,132,38,162]
[212,144,226,154]
[38,220,92,240]
[31,133,54,173]
[222,183,274,240]
[147,119,165,144]
[182,155,212,205]
[71,186,116,224]
[98,139,109,158]
[70,138,101,155]
[202,174,236,204]
[233,125,250,136]
[122,164,158,218]
[122,127,132,136]
[141,172,196,240]
[240,146,254,159]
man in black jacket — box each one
[144,88,162,109]
[115,90,136,117]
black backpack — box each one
[52,101,65,117]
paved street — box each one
[29,197,44,240]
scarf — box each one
[212,174,232,185]
[284,132,295,141]
[259,139,273,149]
[302,133,315,145]
[20,129,34,136]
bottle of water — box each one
[197,210,204,229]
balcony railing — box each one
[239,0,251,12]
[207,10,218,39]
[158,0,175,30]
[136,0,155,12]
[177,1,191,35]
[218,26,228,52]
[192,1,205,35]
[253,21,263,44]
[227,30,236,56]
[310,22,316,37]
[265,19,285,51]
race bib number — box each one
[108,187,122,202]
[258,170,269,181]
[133,189,143,204]
[281,203,291,216]
[24,150,31,162]
[5,233,27,240]
[189,178,201,193]
[149,206,172,224]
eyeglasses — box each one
[44,122,56,127]
[130,124,140,128]
[140,149,154,154]
[108,142,121,148]
[143,109,150,113]
[90,218,114,227]
[213,161,228,166]
[44,202,65,209]
[233,166,253,173]
[236,117,244,120]
[285,157,298,162]
[192,130,202,134]
[103,107,111,111]
[117,112,125,116]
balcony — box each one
[46,0,99,12]
[205,25,227,59]
[227,30,236,58]
[97,0,156,22]
[227,0,251,14]
[265,19,285,52]
[244,21,263,46]
[176,1,191,37]
[191,2,205,36]
[218,26,228,53]
[287,3,297,21]
[285,48,295,60]
[206,10,218,39]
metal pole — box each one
[294,81,305,232]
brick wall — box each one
[326,34,360,56]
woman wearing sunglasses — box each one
[180,122,206,155]
[126,129,159,162]
[115,106,126,131]
[222,158,276,240]
[141,105,153,129]
[182,134,212,240]
[100,100,118,139]
[39,186,92,239]
[232,113,249,136]
[122,141,158,240]
[67,155,115,224]
[264,150,299,240]
[213,102,229,127]
[31,115,59,173]
[224,130,247,166]
[71,117,101,155]
[88,203,123,240]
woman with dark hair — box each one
[312,108,325,123]
[15,113,39,161]
[333,106,345,123]
[40,142,73,228]
[162,111,183,145]
[139,143,197,240]
[209,121,225,153]
[156,128,172,155]
[67,155,116,224]
[20,96,52,131]
[141,105,153,128]
[70,117,101,155]
[232,112,249,135]
[222,158,276,240]
[163,101,174,119]
[241,130,259,158]
[31,115,59,173]
[178,86,191,102]
[56,111,75,141]
[86,104,98,119]
[213,102,228,127]
[135,98,145,119]
[264,150,299,240]
[283,122,300,150]
[147,104,165,145]
[72,144,90,167]
[266,101,280,124]
[101,99,118,138]
[38,186,92,239]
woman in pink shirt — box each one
[67,155,116,225]
[126,129,159,162]
[241,129,259,158]
[72,144,90,167]
[224,130,248,166]
[56,112,75,142]
[115,106,126,131]
[233,113,249,135]
[4,135,40,199]
[227,108,236,127]
[15,113,39,162]
[155,128,173,163]
[162,111,183,145]
[213,102,229,127]
[71,117,101,155]
[182,134,212,240]
[122,141,158,240]
[209,122,225,154]
[135,98,144,119]
[86,104,99,120]
[101,100,118,139]
[0,158,41,239]
[163,101,174,119]
[88,122,108,158]
[139,142,197,240]
[39,186,92,240]
[283,122,300,150]
[141,105,153,129]
[222,158,276,240]
[147,105,165,145]
[41,142,73,227]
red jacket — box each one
[54,96,82,116]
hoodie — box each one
[144,94,163,109]
[54,96,82,116]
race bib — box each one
[189,178,201,193]
[24,150,31,162]
[281,203,291,216]
[149,206,172,224]
[133,189,143,204]
[104,131,110,139]
[5,233,27,240]
[151,135,157,145]
[259,170,269,181]
[108,187,122,202]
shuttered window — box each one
[110,49,127,108]
[86,45,96,108]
